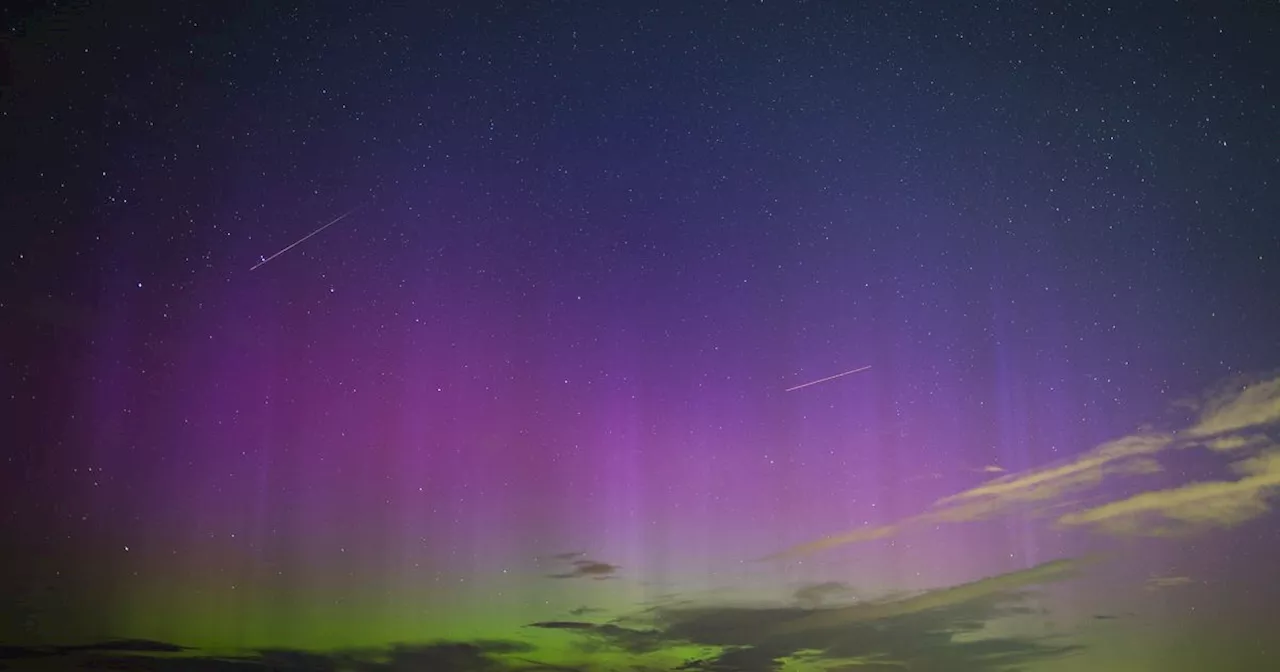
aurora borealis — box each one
[3,1,1279,670]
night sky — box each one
[2,2,1279,671]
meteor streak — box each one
[784,365,871,392]
[251,204,364,271]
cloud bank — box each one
[2,560,1090,671]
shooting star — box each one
[785,365,871,392]
[251,204,364,271]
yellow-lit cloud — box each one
[771,375,1280,559]
[1204,433,1272,452]
[1058,451,1280,535]
[764,523,901,561]
[1187,376,1280,438]
[937,450,1167,518]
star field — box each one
[2,2,1279,671]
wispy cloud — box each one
[1145,575,1193,591]
[766,522,901,560]
[1059,451,1280,535]
[546,556,621,580]
[766,557,1089,637]
[1186,376,1280,438]
[771,375,1280,559]
[935,434,1170,512]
